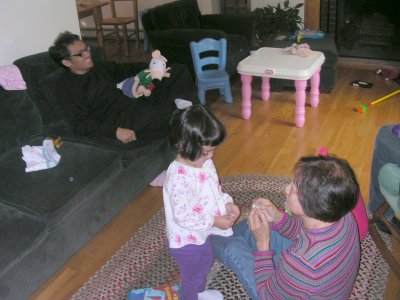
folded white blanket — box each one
[21,139,61,172]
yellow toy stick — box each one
[370,89,400,105]
[357,89,400,113]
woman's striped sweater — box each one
[254,212,361,300]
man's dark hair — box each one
[294,155,360,222]
[48,31,81,65]
[169,105,226,161]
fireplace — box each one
[320,0,400,61]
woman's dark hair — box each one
[294,155,360,222]
[169,105,226,161]
[48,31,81,65]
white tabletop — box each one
[237,47,325,80]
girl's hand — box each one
[213,215,235,230]
[226,202,240,222]
[253,198,283,224]
[248,208,271,251]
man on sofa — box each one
[48,31,196,144]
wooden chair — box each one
[369,163,400,278]
[101,0,140,56]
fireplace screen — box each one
[321,0,400,61]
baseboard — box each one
[338,56,400,70]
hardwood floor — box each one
[31,40,400,299]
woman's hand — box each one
[253,198,283,224]
[248,208,271,251]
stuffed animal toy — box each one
[283,43,314,57]
[121,50,170,99]
[375,67,399,81]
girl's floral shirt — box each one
[163,159,233,248]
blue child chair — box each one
[190,38,233,105]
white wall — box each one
[197,0,219,14]
[0,0,240,66]
[0,0,80,66]
[79,0,217,35]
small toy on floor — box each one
[375,67,399,81]
[351,80,373,88]
[357,89,400,113]
[128,283,180,300]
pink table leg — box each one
[294,80,307,127]
[241,74,253,119]
[261,77,270,101]
[310,67,321,107]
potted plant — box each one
[252,0,304,45]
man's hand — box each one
[116,127,136,143]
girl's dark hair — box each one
[48,31,81,65]
[294,155,360,222]
[169,105,226,161]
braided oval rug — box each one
[71,174,390,300]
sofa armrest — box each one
[200,14,255,46]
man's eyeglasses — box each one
[70,46,91,58]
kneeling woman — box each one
[213,155,361,300]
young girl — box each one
[163,105,240,300]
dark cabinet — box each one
[221,0,251,14]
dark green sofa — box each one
[142,0,255,79]
[0,49,177,299]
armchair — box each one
[141,0,254,79]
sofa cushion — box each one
[38,68,73,136]
[144,0,201,30]
[0,87,42,155]
[0,136,122,230]
[13,52,62,126]
[0,202,47,277]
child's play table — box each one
[237,47,325,127]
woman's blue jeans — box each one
[212,219,293,300]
